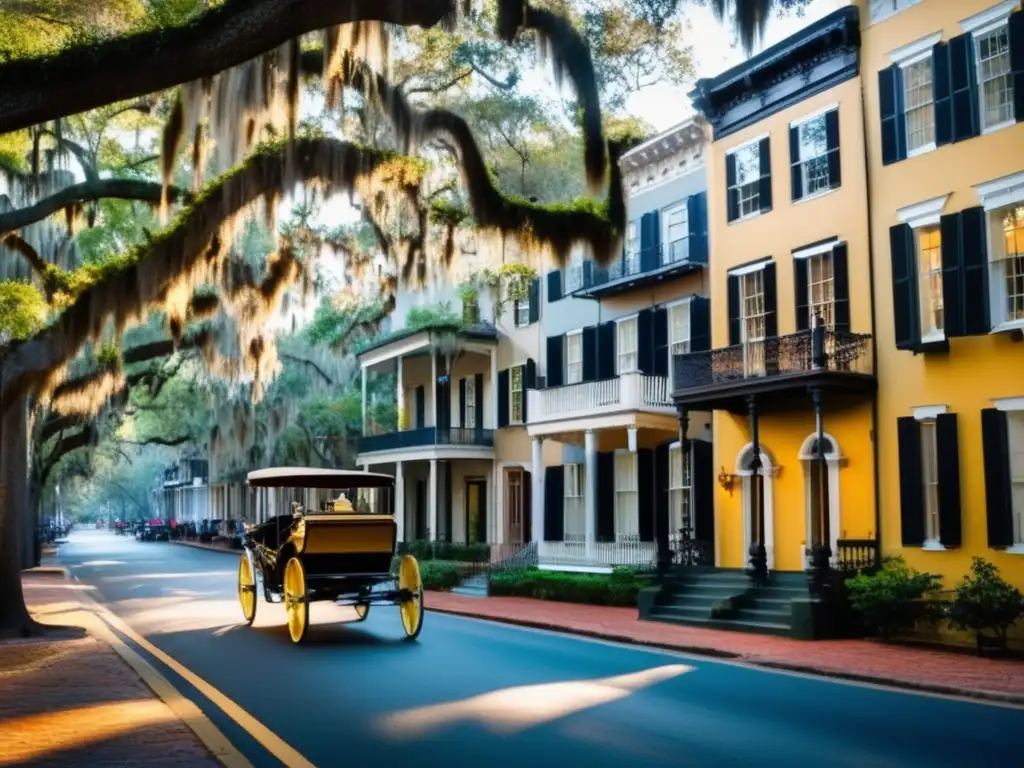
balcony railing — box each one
[537,538,657,570]
[673,329,874,392]
[358,426,494,453]
[527,372,674,425]
[834,538,880,573]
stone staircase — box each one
[450,542,537,598]
[451,572,489,597]
[645,568,811,637]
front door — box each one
[466,480,487,544]
[505,468,524,544]
[415,479,427,540]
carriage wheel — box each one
[354,603,370,622]
[398,555,424,640]
[237,554,257,625]
[283,557,309,644]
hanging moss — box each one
[0,280,47,340]
[429,199,468,228]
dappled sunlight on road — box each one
[98,570,235,582]
[79,560,127,567]
[0,700,177,766]
[378,664,693,738]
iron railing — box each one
[835,538,880,573]
[358,426,494,453]
[673,329,873,391]
[668,528,714,566]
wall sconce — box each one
[717,466,736,495]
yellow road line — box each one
[71,577,317,768]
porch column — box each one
[428,458,438,541]
[361,365,368,433]
[746,395,768,586]
[807,386,831,595]
[431,352,438,427]
[584,429,598,555]
[395,461,406,543]
[531,438,544,545]
[493,462,503,544]
[396,356,405,430]
[490,348,498,429]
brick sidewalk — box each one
[0,572,221,767]
[425,591,1024,703]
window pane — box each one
[992,206,1024,323]
[903,58,935,152]
[920,421,940,541]
[807,252,834,328]
[917,227,943,336]
[798,114,828,161]
[734,144,760,185]
[669,304,691,355]
[976,26,1014,129]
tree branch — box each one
[403,67,474,96]
[39,425,95,488]
[279,352,333,385]
[40,413,84,443]
[118,435,192,447]
[0,0,457,134]
[0,178,190,236]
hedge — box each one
[489,567,650,607]
[397,540,490,563]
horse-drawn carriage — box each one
[237,467,423,644]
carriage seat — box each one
[246,515,298,551]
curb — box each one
[173,540,239,555]
[425,605,1024,707]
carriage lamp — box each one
[718,466,736,495]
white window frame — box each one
[615,314,639,374]
[564,253,584,293]
[974,171,1024,333]
[790,106,837,201]
[566,329,583,385]
[970,13,1016,135]
[870,0,924,26]
[613,449,639,541]
[667,299,691,370]
[563,463,586,542]
[465,378,476,429]
[510,364,524,425]
[726,136,764,222]
[993,397,1024,552]
[668,442,693,535]
[515,296,531,328]
[662,201,689,265]
[888,32,942,159]
[896,193,952,343]
[912,404,948,551]
[728,260,771,376]
[624,219,640,273]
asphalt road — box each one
[60,530,1024,768]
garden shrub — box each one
[845,555,943,639]
[397,540,490,563]
[948,557,1023,653]
[489,567,651,607]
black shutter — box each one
[637,308,654,374]
[474,373,483,430]
[981,408,1014,548]
[726,152,739,222]
[762,262,777,338]
[524,359,536,422]
[597,321,616,379]
[933,42,953,146]
[789,124,803,201]
[1012,10,1024,123]
[960,206,990,335]
[940,212,965,337]
[528,278,540,323]
[652,308,669,377]
[582,326,598,382]
[458,377,467,427]
[794,256,810,331]
[889,224,919,350]
[692,439,714,544]
[689,296,711,352]
[897,416,925,547]
[687,192,708,264]
[655,442,670,553]
[546,335,564,388]
[547,269,563,302]
[950,32,980,142]
[825,108,841,189]
[879,65,906,165]
[640,211,661,271]
[596,452,615,542]
[544,466,564,542]
[414,385,425,429]
[637,448,654,542]
[935,413,962,547]
[757,137,772,213]
[727,274,741,346]
[832,242,850,333]
[497,369,509,428]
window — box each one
[465,380,476,429]
[919,418,941,544]
[741,269,766,375]
[506,468,524,543]
[870,0,923,25]
[625,220,639,272]
[616,317,638,373]
[903,56,935,154]
[515,296,530,328]
[793,113,832,197]
[989,204,1024,326]
[975,23,1014,131]
[807,251,835,328]
[566,331,583,384]
[917,227,944,340]
[614,452,638,540]
[565,254,583,293]
[668,302,691,359]
[1009,412,1024,545]
[729,143,761,219]
[510,365,524,424]
[668,445,692,535]
[662,203,689,264]
[564,463,585,542]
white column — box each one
[396,356,405,430]
[395,461,406,542]
[492,462,503,544]
[431,353,438,427]
[490,348,498,428]
[584,429,598,555]
[361,365,368,433]
[428,459,438,541]
[531,438,544,545]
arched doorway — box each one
[735,443,776,570]
[798,433,843,566]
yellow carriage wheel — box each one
[283,557,309,644]
[398,554,424,640]
[354,603,370,622]
[238,554,257,625]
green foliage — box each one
[468,262,538,321]
[489,566,651,606]
[948,557,1023,648]
[429,199,469,228]
[398,540,492,563]
[406,302,463,331]
[845,556,944,640]
[0,280,47,341]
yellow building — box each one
[861,0,1024,594]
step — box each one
[730,607,792,624]
[649,604,712,621]
[756,586,810,600]
[706,617,793,636]
[460,575,489,588]
[451,585,488,598]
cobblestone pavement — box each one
[0,572,221,767]
[425,591,1024,702]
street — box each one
[60,530,1024,768]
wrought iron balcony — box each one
[358,426,494,453]
[571,240,706,298]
